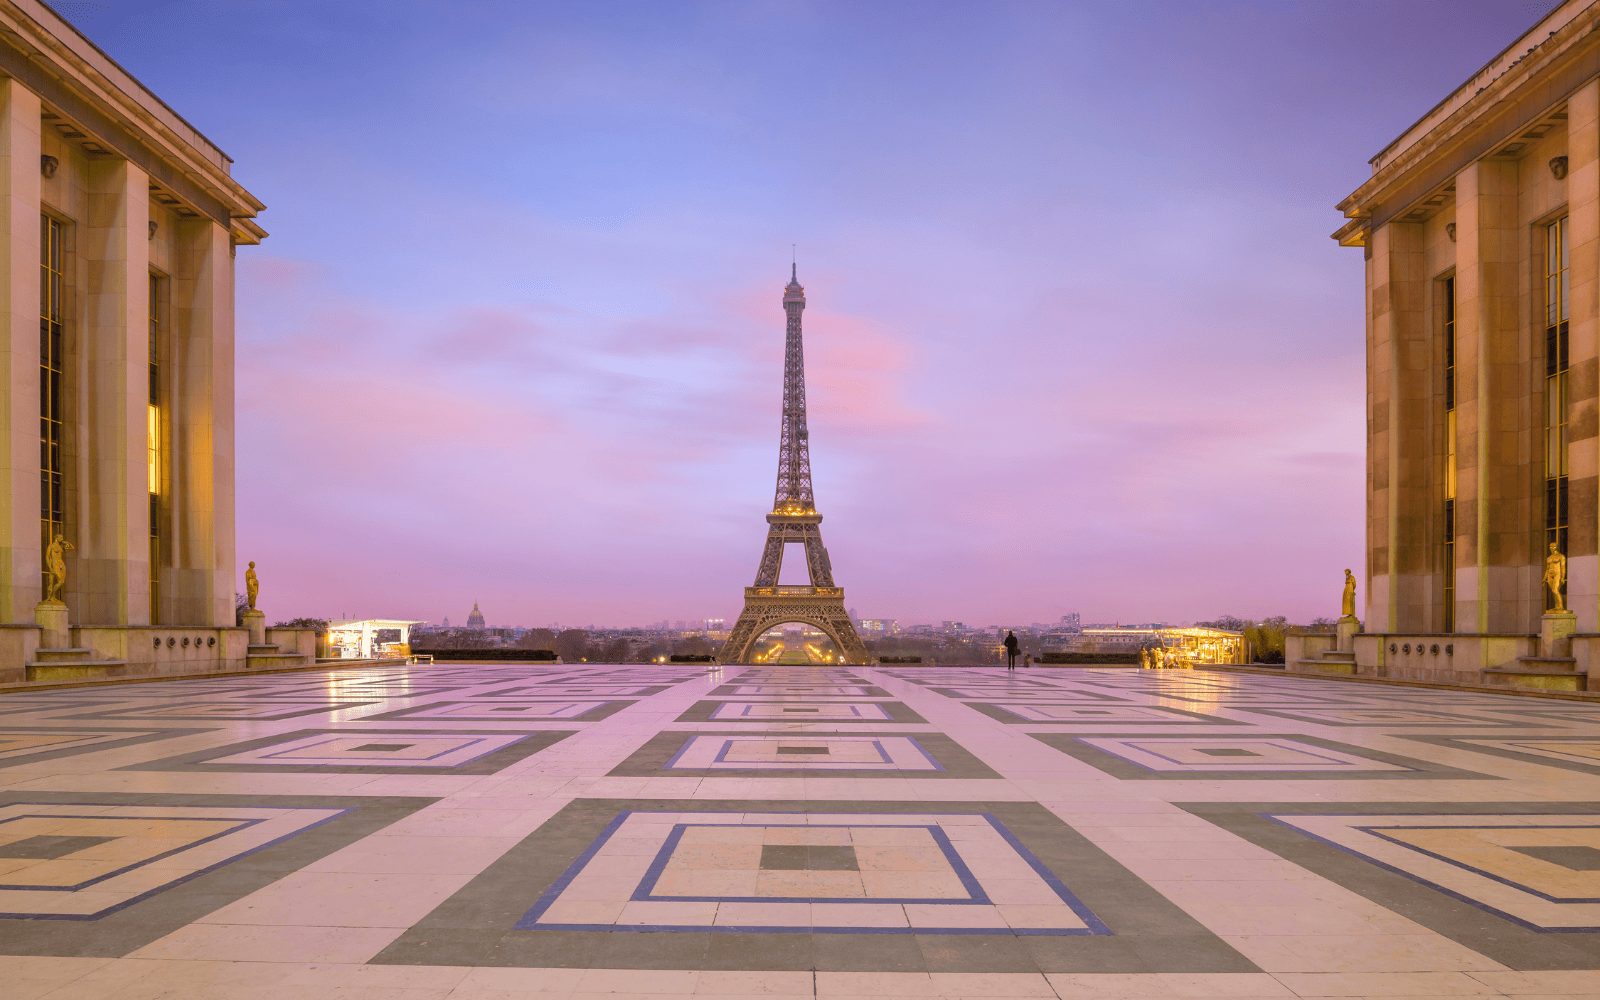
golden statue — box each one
[1139,648,1150,669]
[43,533,73,603]
[1341,568,1357,618]
[245,561,259,611]
[1544,543,1567,612]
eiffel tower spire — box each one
[722,266,869,665]
[774,265,813,511]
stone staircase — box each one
[26,647,127,682]
[1483,656,1587,692]
[1483,613,1587,691]
[247,643,310,669]
[1293,648,1357,676]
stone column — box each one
[1453,159,1522,634]
[79,158,150,625]
[1367,221,1428,632]
[1567,80,1600,632]
[172,220,235,626]
[0,80,41,623]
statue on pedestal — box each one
[1341,568,1357,619]
[245,561,259,611]
[1544,543,1567,612]
[44,534,73,604]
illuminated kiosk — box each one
[326,619,423,660]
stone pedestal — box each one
[1336,615,1361,652]
[34,601,68,649]
[1540,610,1578,658]
[241,609,265,647]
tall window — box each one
[1443,275,1456,632]
[148,273,161,622]
[1546,217,1570,610]
[39,215,63,594]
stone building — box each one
[1324,0,1600,688]
[0,1,298,681]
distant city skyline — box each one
[59,1,1554,626]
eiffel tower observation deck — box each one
[722,267,869,665]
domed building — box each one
[466,603,486,629]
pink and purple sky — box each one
[63,0,1557,628]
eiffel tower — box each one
[722,266,870,665]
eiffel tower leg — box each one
[753,530,786,588]
[723,608,766,664]
[825,615,870,664]
[802,532,835,587]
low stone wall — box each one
[1288,631,1537,685]
[0,624,39,683]
[1285,633,1335,664]
[0,625,322,685]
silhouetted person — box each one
[1004,631,1020,671]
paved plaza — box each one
[1,664,1599,999]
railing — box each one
[746,586,844,597]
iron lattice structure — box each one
[723,267,870,665]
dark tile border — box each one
[1232,708,1562,729]
[118,727,574,775]
[360,700,636,723]
[1027,732,1497,780]
[370,797,1256,973]
[966,703,1244,726]
[477,685,677,698]
[676,701,927,725]
[1395,734,1600,776]
[608,732,1001,779]
[0,726,208,768]
[56,701,380,722]
[1176,800,1600,970]
[229,687,467,702]
[0,789,435,957]
[933,688,1130,703]
[1144,692,1369,706]
[0,699,121,716]
[709,685,891,698]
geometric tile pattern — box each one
[0,801,347,918]
[57,701,377,721]
[661,736,945,771]
[1264,812,1600,931]
[1031,731,1494,780]
[1235,707,1544,727]
[1077,736,1416,772]
[968,703,1239,725]
[513,810,1109,934]
[200,732,534,768]
[119,728,573,774]
[707,703,896,721]
[360,700,632,722]
[0,728,195,765]
[6,659,1600,982]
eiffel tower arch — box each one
[724,266,870,666]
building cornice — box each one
[0,0,265,239]
[1332,0,1600,243]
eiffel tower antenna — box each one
[722,265,869,665]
